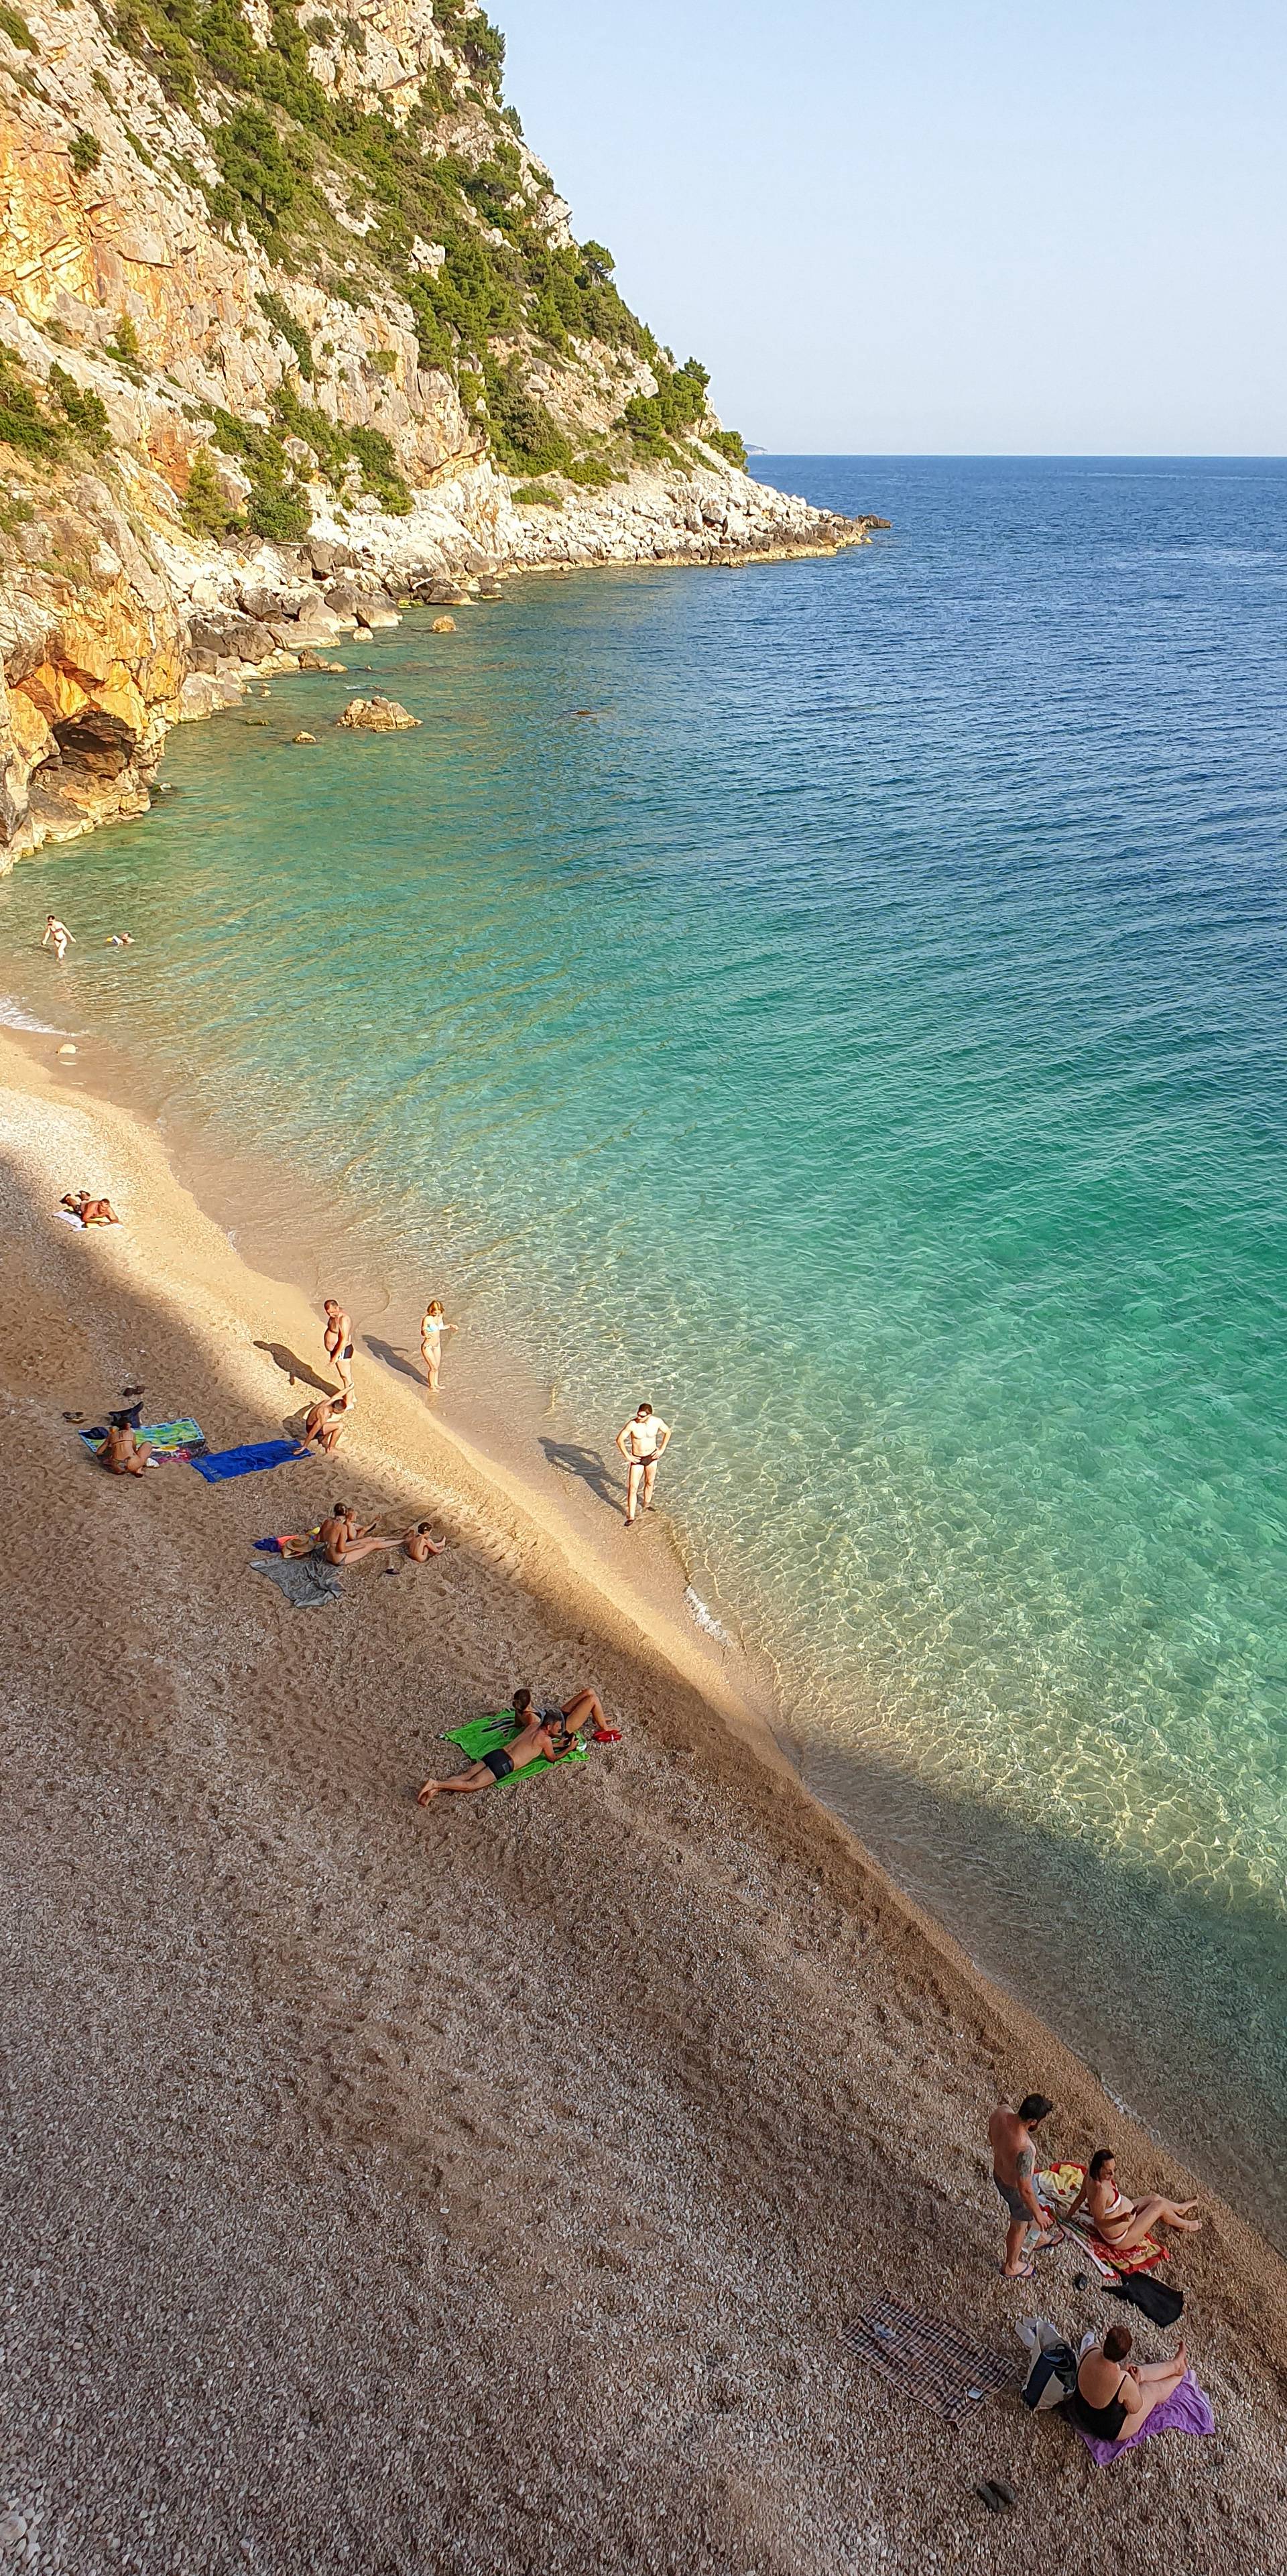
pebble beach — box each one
[3,1033,1287,2574]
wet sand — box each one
[3,1032,1286,2576]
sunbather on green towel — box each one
[418,1708,567,1805]
[419,1679,620,1803]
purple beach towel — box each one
[1070,2371,1215,2467]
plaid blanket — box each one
[842,2300,1018,2426]
[1038,2162,1168,2280]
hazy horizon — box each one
[499,0,1286,457]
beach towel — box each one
[1068,2370,1214,2467]
[1036,2162,1168,2280]
[841,2301,1018,2427]
[443,1712,589,1784]
[190,1439,308,1482]
[81,1418,205,1461]
[255,1550,342,1609]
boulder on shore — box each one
[335,696,420,732]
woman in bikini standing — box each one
[420,1298,456,1393]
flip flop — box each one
[1001,2260,1036,2279]
[1032,2225,1066,2256]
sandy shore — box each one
[3,1032,1286,2576]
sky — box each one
[496,0,1287,454]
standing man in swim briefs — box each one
[615,1402,671,1527]
[987,2091,1060,2279]
[322,1296,355,1392]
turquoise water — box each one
[6,457,1286,2209]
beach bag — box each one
[1016,2319,1078,2412]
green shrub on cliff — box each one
[181,443,235,537]
[211,101,311,242]
[704,426,747,471]
[510,481,562,508]
[347,425,412,515]
[0,4,36,50]
[246,473,310,540]
[483,363,572,476]
[565,454,617,488]
[257,287,314,378]
[0,353,60,457]
[69,129,103,174]
[48,365,111,450]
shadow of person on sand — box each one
[364,1335,424,1386]
[253,1339,334,1396]
[540,1437,623,1511]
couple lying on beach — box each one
[418,1686,621,1806]
[990,2095,1201,2279]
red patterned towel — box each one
[1037,2162,1168,2278]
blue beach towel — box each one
[190,1439,309,1482]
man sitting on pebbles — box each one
[417,1684,621,1807]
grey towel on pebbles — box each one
[255,1550,343,1609]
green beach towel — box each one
[81,1418,204,1459]
[444,1711,589,1784]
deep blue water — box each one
[5,455,1285,2213]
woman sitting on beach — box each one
[404,1522,446,1562]
[1070,2325,1188,2443]
[101,1421,151,1476]
[1067,2147,1202,2248]
[317,1505,401,1567]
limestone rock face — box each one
[336,694,420,731]
[0,0,883,870]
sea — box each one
[5,456,1285,2229]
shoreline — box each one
[5,1029,1287,2566]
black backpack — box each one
[1022,2341,1079,2410]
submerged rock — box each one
[431,616,456,633]
[336,695,420,732]
[292,731,317,745]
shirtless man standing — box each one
[615,1402,671,1527]
[42,914,74,963]
[988,2092,1060,2279]
[101,1421,151,1476]
[322,1297,355,1391]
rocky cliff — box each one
[0,0,877,861]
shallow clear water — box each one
[7,457,1286,2207]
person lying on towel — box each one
[1067,2148,1203,2250]
[416,1686,621,1807]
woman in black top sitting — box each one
[1071,2323,1188,2441]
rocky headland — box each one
[0,0,880,863]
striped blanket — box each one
[1038,2161,1169,2279]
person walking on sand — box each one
[1067,2147,1203,2248]
[1070,2325,1188,2443]
[988,2092,1061,2278]
[42,914,75,963]
[615,1402,671,1526]
[420,1298,456,1394]
[322,1298,355,1391]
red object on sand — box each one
[593,1727,622,1744]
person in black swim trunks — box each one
[417,1706,564,1805]
[416,1684,622,1805]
